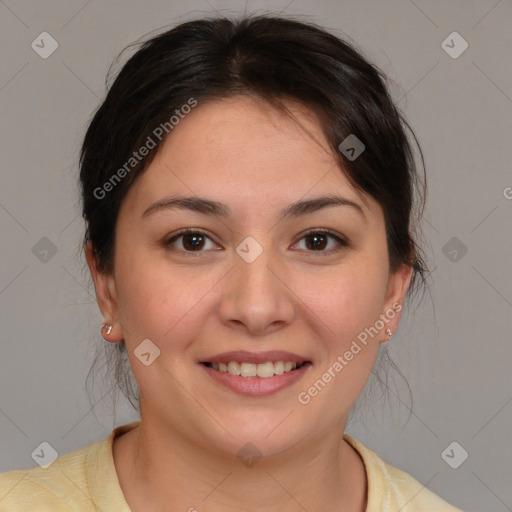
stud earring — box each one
[385,328,392,339]
[102,323,113,335]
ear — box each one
[380,263,413,343]
[85,240,123,342]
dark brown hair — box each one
[81,14,428,413]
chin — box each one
[210,416,307,457]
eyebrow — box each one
[142,194,367,222]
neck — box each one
[113,416,367,512]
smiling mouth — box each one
[202,361,310,378]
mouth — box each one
[202,360,311,379]
[199,350,312,395]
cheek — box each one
[113,257,214,394]
[299,257,389,393]
[296,273,386,412]
[114,248,216,347]
[304,259,389,343]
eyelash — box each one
[163,228,348,256]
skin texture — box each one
[86,94,412,512]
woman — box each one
[0,14,464,511]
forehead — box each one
[163,95,336,178]
[121,95,375,219]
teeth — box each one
[256,362,274,378]
[227,361,241,375]
[240,362,257,377]
[208,360,302,378]
[273,360,284,375]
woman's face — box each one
[89,95,411,456]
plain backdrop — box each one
[1,1,511,511]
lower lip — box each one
[201,363,311,396]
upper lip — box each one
[200,350,309,365]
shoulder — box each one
[0,441,97,511]
[0,422,138,512]
[343,435,465,512]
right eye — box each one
[164,229,221,253]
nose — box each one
[217,244,296,336]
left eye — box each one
[292,230,347,252]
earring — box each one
[102,323,113,335]
[385,328,392,339]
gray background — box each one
[1,1,511,511]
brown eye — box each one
[305,233,328,251]
[181,233,206,251]
[165,229,218,252]
[294,230,348,253]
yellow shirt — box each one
[0,421,463,511]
